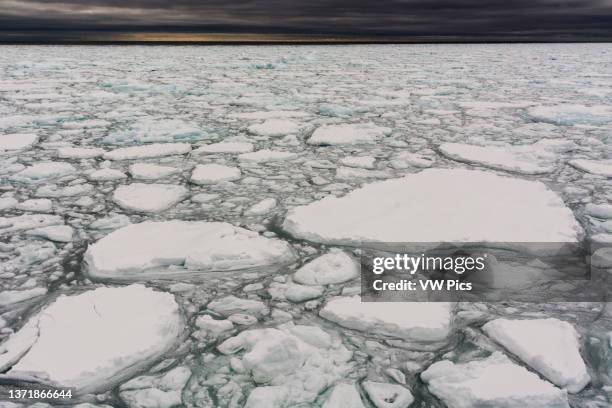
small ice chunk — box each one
[0,214,63,235]
[248,119,300,136]
[482,318,590,393]
[89,214,131,230]
[119,366,191,408]
[57,147,105,159]
[190,164,241,185]
[16,199,52,212]
[194,142,254,154]
[208,296,268,317]
[421,352,569,408]
[113,184,188,213]
[129,163,178,180]
[11,162,76,182]
[323,383,365,408]
[308,123,391,145]
[0,133,38,151]
[238,149,297,162]
[294,251,359,285]
[285,284,324,303]
[245,198,277,215]
[0,196,18,211]
[584,203,612,219]
[104,143,191,160]
[320,296,452,342]
[569,159,612,177]
[26,225,73,242]
[88,168,127,181]
[341,156,376,169]
[362,381,414,408]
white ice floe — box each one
[323,383,365,408]
[438,142,558,175]
[89,214,131,230]
[113,184,188,213]
[238,149,297,162]
[104,143,191,160]
[129,163,179,180]
[0,133,38,151]
[0,287,47,307]
[362,381,414,408]
[119,366,191,408]
[219,325,352,406]
[584,203,612,219]
[88,168,127,181]
[56,146,105,159]
[247,119,301,136]
[0,285,183,394]
[0,196,17,211]
[282,169,582,245]
[16,198,52,212]
[285,284,324,303]
[104,119,203,144]
[245,198,277,215]
[421,352,569,408]
[308,123,391,145]
[482,318,590,393]
[320,296,452,342]
[527,104,612,125]
[190,164,241,185]
[84,221,296,280]
[25,225,73,242]
[207,295,268,317]
[0,214,63,235]
[293,251,359,285]
[335,167,387,179]
[231,110,309,120]
[569,159,612,177]
[193,142,254,154]
[11,162,76,182]
[340,156,376,169]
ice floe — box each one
[308,123,391,145]
[84,221,295,280]
[88,168,127,181]
[0,133,38,151]
[421,352,569,408]
[190,164,241,185]
[193,141,254,154]
[293,250,359,285]
[569,159,612,177]
[320,296,453,342]
[248,119,301,136]
[0,285,182,394]
[238,149,297,162]
[10,162,76,182]
[282,169,582,245]
[104,119,203,144]
[56,146,105,159]
[362,381,414,408]
[483,318,590,393]
[129,163,179,180]
[104,143,191,160]
[113,183,188,213]
[527,104,612,125]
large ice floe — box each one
[320,296,453,343]
[282,168,582,245]
[113,183,188,213]
[84,221,296,280]
[0,285,182,394]
[421,352,570,408]
[308,123,391,145]
[482,318,590,393]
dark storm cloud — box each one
[1,0,611,41]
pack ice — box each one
[0,285,182,394]
[84,221,296,280]
[113,183,188,213]
[308,123,391,145]
[282,169,581,245]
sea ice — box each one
[84,221,296,280]
[308,123,391,145]
[88,168,127,181]
[190,164,241,185]
[0,285,183,394]
[0,133,38,151]
[16,198,52,212]
[25,225,73,242]
[245,198,277,215]
[320,296,453,342]
[103,143,191,160]
[340,156,376,169]
[282,169,582,245]
[238,149,297,162]
[247,119,301,136]
[293,251,359,285]
[362,381,414,408]
[119,366,191,408]
[104,119,203,144]
[527,104,612,125]
[193,141,254,154]
[483,318,590,393]
[323,383,365,408]
[421,352,569,408]
[569,159,612,177]
[129,163,179,180]
[113,184,188,213]
[10,162,76,182]
[56,146,105,159]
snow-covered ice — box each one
[0,133,38,151]
[10,162,76,182]
[569,159,612,177]
[190,163,241,184]
[293,250,359,285]
[103,143,191,160]
[84,221,296,280]
[129,163,179,180]
[483,318,590,393]
[308,123,391,145]
[193,141,254,154]
[0,285,182,394]
[113,183,188,213]
[248,119,301,136]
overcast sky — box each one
[1,0,612,42]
